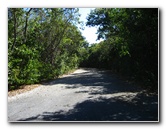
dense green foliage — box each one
[8,8,86,90]
[8,8,158,91]
[80,8,158,90]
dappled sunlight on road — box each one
[8,68,158,121]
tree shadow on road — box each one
[19,69,158,121]
[43,68,143,94]
[19,92,158,121]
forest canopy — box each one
[8,8,158,91]
[8,8,87,90]
[81,8,158,90]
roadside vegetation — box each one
[8,8,158,92]
[8,8,87,90]
[80,8,158,91]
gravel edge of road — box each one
[8,69,78,97]
[8,84,41,97]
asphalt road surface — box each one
[8,68,158,122]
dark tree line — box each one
[80,8,158,90]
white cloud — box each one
[78,8,103,44]
[80,27,103,44]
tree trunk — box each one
[11,9,17,51]
[24,8,33,43]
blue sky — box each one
[78,8,103,44]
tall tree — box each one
[8,8,86,90]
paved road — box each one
[8,68,158,121]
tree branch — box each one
[11,9,17,51]
[24,8,33,43]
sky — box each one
[78,8,103,44]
